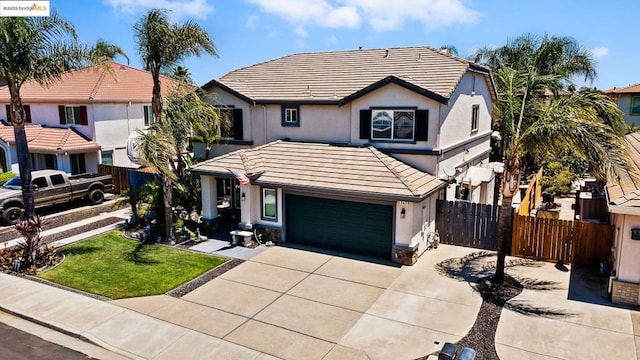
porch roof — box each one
[190,140,445,202]
[0,123,100,154]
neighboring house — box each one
[192,46,497,264]
[606,132,640,305]
[0,62,181,174]
[605,83,640,127]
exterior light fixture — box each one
[400,208,406,218]
[241,192,246,201]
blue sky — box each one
[53,0,635,90]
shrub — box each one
[0,171,15,185]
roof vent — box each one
[440,49,449,54]
[417,54,422,62]
[358,46,362,50]
[384,49,389,58]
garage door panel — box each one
[286,194,392,259]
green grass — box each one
[38,231,226,299]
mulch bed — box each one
[166,258,244,298]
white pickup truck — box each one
[0,169,114,224]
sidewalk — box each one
[0,272,275,360]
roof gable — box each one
[190,140,444,201]
[204,46,495,105]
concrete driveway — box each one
[112,244,482,360]
[111,244,640,360]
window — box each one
[144,105,155,126]
[101,150,113,166]
[371,109,414,140]
[261,188,277,220]
[70,153,86,175]
[50,174,65,186]
[632,96,640,115]
[58,105,87,125]
[44,154,56,169]
[471,104,479,131]
[221,107,244,140]
[5,104,31,123]
[281,105,300,126]
[32,177,47,189]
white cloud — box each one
[295,25,308,38]
[246,14,259,29]
[591,46,609,59]
[327,35,339,45]
[103,0,214,20]
[245,0,479,35]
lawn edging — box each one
[166,258,244,298]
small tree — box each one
[15,216,55,273]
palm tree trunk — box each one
[8,92,34,219]
[494,194,513,283]
[163,175,173,241]
[494,161,520,284]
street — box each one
[0,320,93,360]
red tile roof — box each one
[0,62,184,103]
[605,83,640,94]
[0,123,100,154]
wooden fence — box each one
[512,214,614,266]
[436,200,500,251]
[97,164,131,194]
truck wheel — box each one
[3,207,23,224]
[88,189,105,205]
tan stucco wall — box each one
[612,213,640,283]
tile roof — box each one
[605,83,640,94]
[607,132,640,206]
[0,62,184,103]
[0,123,100,154]
[190,140,445,201]
[204,46,495,104]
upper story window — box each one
[371,109,414,140]
[144,105,155,126]
[5,104,31,123]
[58,105,88,126]
[221,107,244,140]
[632,96,640,115]
[471,104,479,132]
[281,105,300,127]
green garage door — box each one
[285,194,393,259]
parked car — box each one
[0,170,113,224]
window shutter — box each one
[5,105,9,122]
[415,110,428,141]
[79,106,88,125]
[233,108,243,140]
[359,109,371,140]
[24,105,31,123]
[58,106,66,125]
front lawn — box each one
[38,231,226,299]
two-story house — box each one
[606,83,640,127]
[190,46,497,264]
[0,62,180,174]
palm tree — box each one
[0,13,111,220]
[491,66,630,283]
[474,34,630,283]
[115,186,145,223]
[134,8,217,241]
[90,39,129,64]
[169,65,194,84]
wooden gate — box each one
[511,214,614,266]
[97,164,129,193]
[436,200,500,251]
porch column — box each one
[239,184,253,229]
[200,175,217,220]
